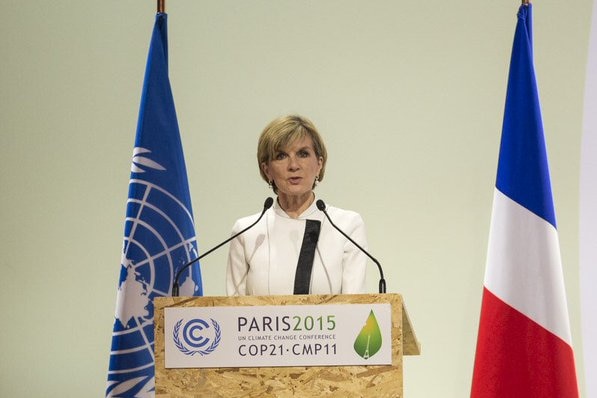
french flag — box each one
[470,4,579,397]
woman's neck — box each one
[277,192,315,219]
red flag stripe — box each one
[471,287,579,397]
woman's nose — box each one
[287,155,299,170]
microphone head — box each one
[264,197,274,209]
[316,199,326,211]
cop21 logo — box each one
[353,310,383,360]
[173,318,222,356]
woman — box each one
[226,115,368,295]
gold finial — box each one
[157,0,165,13]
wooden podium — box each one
[154,293,420,397]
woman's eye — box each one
[275,152,287,160]
[298,150,310,158]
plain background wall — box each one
[0,1,593,396]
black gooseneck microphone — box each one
[171,197,274,296]
[316,199,386,294]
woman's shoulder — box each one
[325,204,364,224]
[231,209,272,232]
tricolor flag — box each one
[580,1,597,397]
[106,13,202,397]
[471,4,579,397]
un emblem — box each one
[107,147,201,396]
[173,318,222,356]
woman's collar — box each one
[273,194,320,219]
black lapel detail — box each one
[293,220,321,295]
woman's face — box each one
[262,135,323,200]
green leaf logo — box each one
[353,310,383,359]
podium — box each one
[154,293,420,397]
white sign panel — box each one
[164,303,392,368]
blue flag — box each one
[106,13,202,397]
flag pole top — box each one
[522,0,530,5]
[157,0,165,13]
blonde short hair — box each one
[257,115,328,192]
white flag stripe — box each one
[484,189,572,344]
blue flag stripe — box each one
[495,4,556,228]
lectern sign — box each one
[164,303,392,368]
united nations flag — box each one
[106,12,203,397]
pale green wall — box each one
[0,1,591,396]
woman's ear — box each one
[261,162,270,180]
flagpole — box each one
[157,0,165,13]
[522,0,530,5]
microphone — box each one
[316,199,386,294]
[171,197,274,296]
